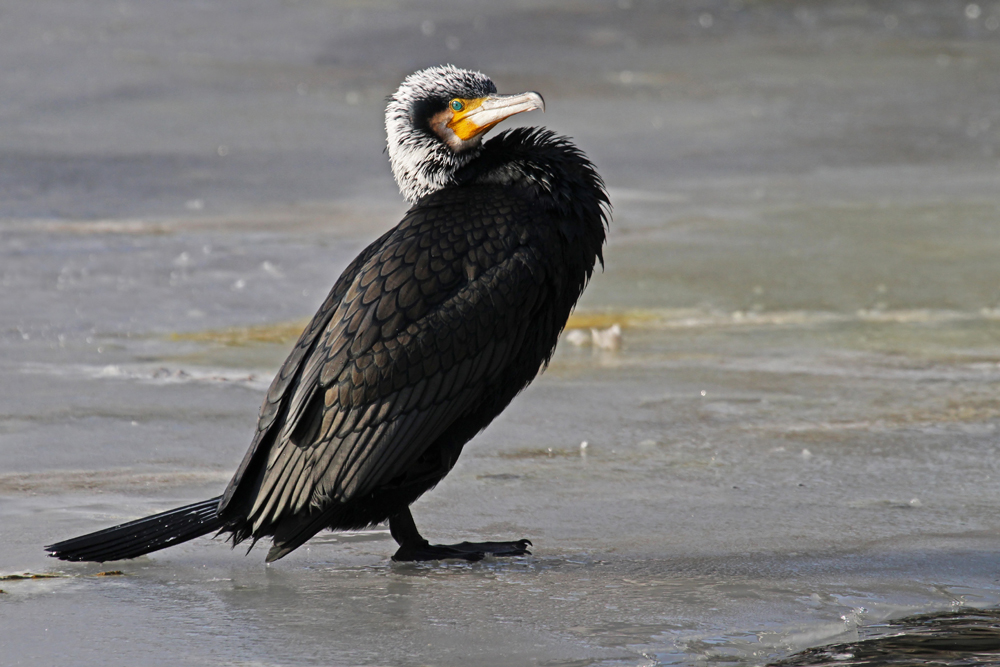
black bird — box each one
[46,65,609,564]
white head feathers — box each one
[384,65,497,203]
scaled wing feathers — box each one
[222,187,551,537]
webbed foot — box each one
[391,538,531,562]
[388,508,531,562]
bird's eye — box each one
[450,99,465,112]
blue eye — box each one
[450,99,464,112]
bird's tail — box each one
[46,496,225,562]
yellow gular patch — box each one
[446,98,493,141]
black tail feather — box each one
[46,496,226,562]
[265,505,339,563]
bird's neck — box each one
[454,129,578,206]
[387,131,484,203]
[460,128,610,263]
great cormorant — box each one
[46,65,610,564]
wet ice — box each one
[3,1,1000,666]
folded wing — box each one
[219,186,552,548]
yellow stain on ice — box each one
[565,309,659,329]
[170,320,310,346]
[0,572,65,581]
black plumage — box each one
[47,67,609,564]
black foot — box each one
[392,539,532,562]
[388,508,531,562]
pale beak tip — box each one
[532,92,546,113]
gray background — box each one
[2,2,1000,666]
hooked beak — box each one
[448,92,545,142]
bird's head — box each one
[385,65,544,203]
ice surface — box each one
[2,1,1000,665]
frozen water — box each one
[3,1,1000,665]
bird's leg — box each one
[388,508,531,562]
